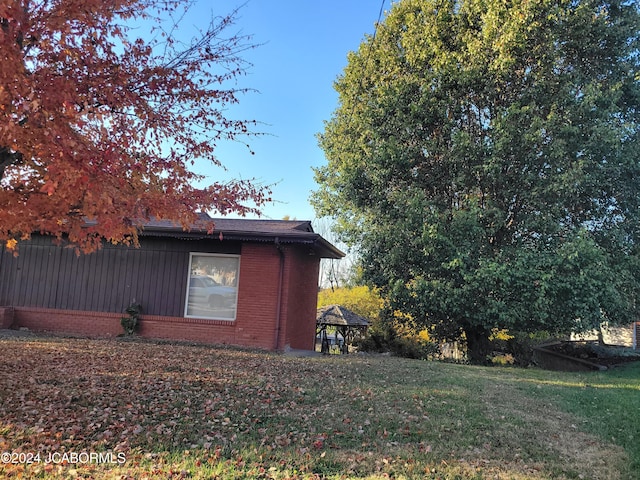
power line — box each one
[345,0,387,129]
[371,0,387,50]
[360,0,387,92]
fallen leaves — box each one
[0,335,632,479]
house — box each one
[572,323,639,350]
[0,216,344,351]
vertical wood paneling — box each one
[28,245,43,305]
[43,249,56,305]
[46,248,61,306]
[13,247,26,305]
[167,251,182,314]
[59,249,77,310]
[127,246,142,307]
[0,245,6,303]
[55,248,70,309]
[105,245,132,312]
[0,235,240,316]
[26,246,39,303]
[158,252,170,314]
[93,248,107,310]
[142,250,154,309]
[0,245,18,305]
[78,249,93,309]
[97,248,110,311]
[157,251,176,315]
[176,254,188,316]
[39,246,52,305]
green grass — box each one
[0,335,638,479]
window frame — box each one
[184,252,240,321]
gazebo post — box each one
[317,325,330,354]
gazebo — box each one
[316,305,370,354]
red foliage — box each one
[0,0,270,252]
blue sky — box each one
[187,1,388,221]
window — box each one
[185,253,240,320]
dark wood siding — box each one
[0,235,240,316]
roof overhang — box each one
[138,217,345,259]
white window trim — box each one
[184,252,240,321]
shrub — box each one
[491,353,515,365]
[121,302,142,335]
[356,317,439,360]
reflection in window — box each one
[185,253,239,320]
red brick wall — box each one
[137,315,237,345]
[10,242,321,351]
[234,243,320,352]
[12,307,239,344]
[1,306,15,329]
[14,307,123,336]
[282,248,321,351]
[235,243,281,350]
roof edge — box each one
[139,219,345,259]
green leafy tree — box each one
[313,0,640,363]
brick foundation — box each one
[11,307,272,349]
[0,306,14,329]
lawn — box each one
[0,335,638,479]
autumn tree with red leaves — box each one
[0,0,270,252]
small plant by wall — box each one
[121,301,142,335]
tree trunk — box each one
[464,326,492,364]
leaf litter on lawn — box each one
[0,335,631,479]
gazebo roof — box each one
[316,305,370,327]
